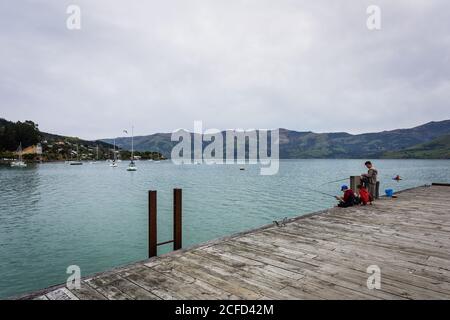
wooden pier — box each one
[20,185,450,300]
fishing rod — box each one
[273,182,344,226]
[317,177,349,186]
[273,186,338,227]
[298,185,338,198]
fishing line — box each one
[317,178,349,186]
[297,185,337,198]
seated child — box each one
[357,184,372,205]
[336,185,356,208]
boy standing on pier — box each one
[361,161,378,199]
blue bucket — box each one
[385,189,394,197]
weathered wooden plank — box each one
[117,266,189,300]
[196,246,394,300]
[85,273,159,300]
[205,242,407,300]
[145,263,241,300]
[46,287,78,300]
[264,224,444,262]
[147,257,267,299]
[252,226,450,296]
[166,253,298,299]
[194,248,305,281]
[69,281,107,300]
[206,242,320,272]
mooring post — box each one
[148,190,157,258]
[350,176,361,191]
[173,188,182,251]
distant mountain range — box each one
[3,117,450,159]
[102,120,450,159]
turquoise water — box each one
[1,159,449,298]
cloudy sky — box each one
[1,0,449,139]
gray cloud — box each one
[1,0,449,139]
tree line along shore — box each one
[0,118,165,163]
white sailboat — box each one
[10,143,27,167]
[126,126,137,171]
[70,145,83,165]
[90,145,99,164]
[110,139,118,167]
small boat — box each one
[127,160,137,171]
[110,139,118,168]
[10,161,27,167]
[240,167,245,171]
[69,145,83,165]
[126,126,137,171]
[10,143,27,168]
[90,145,99,164]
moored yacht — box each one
[10,143,27,168]
[125,126,137,171]
[69,145,83,165]
[110,139,118,167]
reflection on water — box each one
[0,159,449,298]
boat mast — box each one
[131,126,134,162]
[18,143,23,162]
[113,139,116,162]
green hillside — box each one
[1,118,163,161]
[278,120,450,158]
[382,134,450,159]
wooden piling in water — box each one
[148,190,157,258]
[173,188,182,251]
[148,189,182,258]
